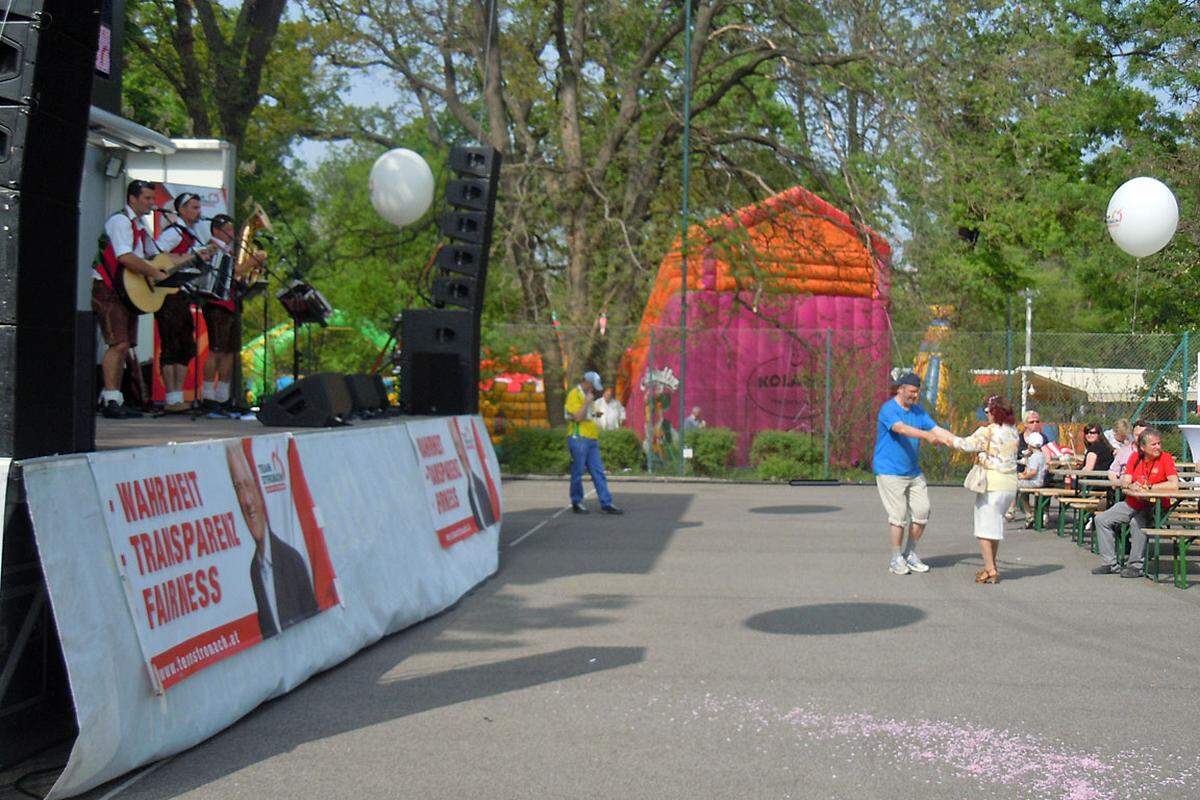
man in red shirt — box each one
[1092,427,1178,578]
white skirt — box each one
[974,490,1017,540]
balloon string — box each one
[1132,258,1140,334]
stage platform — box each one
[95,413,412,451]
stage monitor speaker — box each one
[257,372,353,428]
[400,309,477,415]
[344,373,389,415]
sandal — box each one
[1004,510,1016,521]
[976,570,1000,584]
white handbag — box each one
[963,425,993,494]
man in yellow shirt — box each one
[565,371,623,514]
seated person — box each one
[1065,422,1115,488]
[1093,427,1178,578]
[1008,432,1047,521]
[1108,419,1148,481]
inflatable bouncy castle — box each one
[617,185,892,465]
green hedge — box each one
[749,429,823,481]
[499,427,570,474]
[598,428,643,470]
[499,427,645,474]
[685,427,738,476]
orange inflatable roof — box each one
[617,185,891,401]
[638,184,891,334]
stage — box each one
[14,412,503,798]
[95,414,414,451]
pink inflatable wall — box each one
[626,290,891,466]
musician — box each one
[91,180,175,419]
[201,214,249,412]
[154,192,210,412]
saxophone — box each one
[236,202,273,283]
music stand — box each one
[276,281,332,381]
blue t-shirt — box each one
[873,398,937,477]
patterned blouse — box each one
[951,423,1020,492]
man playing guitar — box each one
[154,192,212,412]
[92,180,187,419]
[201,213,251,413]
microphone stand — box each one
[265,203,310,383]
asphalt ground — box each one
[56,480,1200,798]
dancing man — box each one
[873,373,952,575]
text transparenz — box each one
[115,471,240,630]
[417,434,464,514]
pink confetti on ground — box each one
[664,693,1200,799]
[782,708,1112,800]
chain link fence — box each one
[475,323,1196,482]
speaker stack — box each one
[401,144,502,415]
[0,2,102,458]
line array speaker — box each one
[431,144,501,313]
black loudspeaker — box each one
[0,2,100,459]
[344,373,389,415]
[257,372,353,428]
[431,144,501,312]
[400,309,477,415]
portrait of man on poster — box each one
[448,419,498,531]
[225,442,319,638]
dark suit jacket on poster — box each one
[250,531,320,639]
[467,469,497,530]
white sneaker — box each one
[889,555,910,575]
[904,552,930,573]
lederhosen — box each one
[91,213,144,347]
[156,224,198,366]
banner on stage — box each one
[85,434,339,692]
[407,417,502,548]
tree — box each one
[301,0,890,418]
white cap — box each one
[1025,432,1044,448]
[582,371,602,391]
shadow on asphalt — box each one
[499,492,696,580]
[744,602,925,636]
[115,646,645,798]
[921,552,1064,581]
[747,505,843,515]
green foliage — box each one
[750,430,823,481]
[598,429,643,470]
[499,428,570,475]
[685,427,738,476]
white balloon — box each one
[368,149,434,228]
[1105,177,1179,258]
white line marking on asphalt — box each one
[509,489,595,548]
[95,757,171,800]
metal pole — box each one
[678,0,693,477]
[1021,289,1032,418]
[823,328,832,480]
[647,329,654,476]
[1183,331,1191,461]
[1005,297,1013,401]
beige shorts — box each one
[876,474,931,527]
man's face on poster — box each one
[226,444,268,545]
[449,421,471,470]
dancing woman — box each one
[947,396,1020,583]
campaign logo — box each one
[257,451,287,494]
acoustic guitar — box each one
[121,251,206,313]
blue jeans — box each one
[568,435,613,507]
